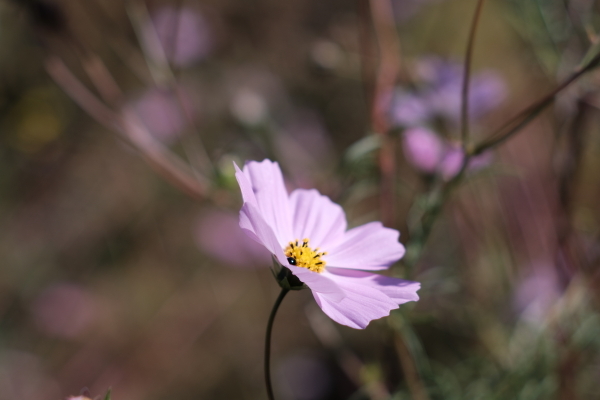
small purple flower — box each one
[428,71,506,122]
[391,56,506,129]
[390,91,432,127]
[132,89,186,143]
[437,145,464,179]
[417,57,506,122]
[235,159,420,329]
[391,0,445,22]
[402,129,492,179]
[402,127,444,173]
[438,144,493,180]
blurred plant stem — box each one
[361,1,434,397]
[27,0,215,202]
[460,0,486,149]
[553,97,595,400]
[555,98,590,279]
[45,56,210,200]
[389,312,431,400]
[363,0,403,228]
[473,50,600,155]
[126,0,215,177]
[265,288,289,400]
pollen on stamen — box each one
[284,238,327,273]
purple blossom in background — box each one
[428,70,506,123]
[195,209,272,268]
[402,127,444,173]
[144,6,212,67]
[391,0,446,22]
[402,128,492,179]
[414,56,463,87]
[235,159,420,329]
[437,145,466,180]
[390,91,432,127]
[132,89,187,143]
[391,56,506,128]
[438,144,493,180]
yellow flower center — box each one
[284,238,327,273]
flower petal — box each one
[326,268,420,303]
[325,222,405,270]
[289,189,346,250]
[234,162,257,207]
[237,160,293,245]
[239,203,288,267]
[287,265,345,302]
[313,272,404,329]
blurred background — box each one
[1,0,600,399]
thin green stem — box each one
[265,288,289,400]
[461,0,486,148]
[473,50,600,155]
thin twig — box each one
[461,0,486,148]
[127,0,214,175]
[80,52,124,106]
[555,98,589,278]
[473,51,600,155]
[45,57,121,130]
[45,56,209,201]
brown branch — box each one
[45,56,209,201]
[473,51,600,155]
[461,0,486,148]
[127,0,214,174]
[368,0,403,227]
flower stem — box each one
[265,288,289,400]
[461,0,486,149]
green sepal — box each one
[271,257,307,291]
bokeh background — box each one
[1,0,600,399]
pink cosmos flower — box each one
[235,159,420,329]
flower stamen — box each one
[284,238,327,273]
